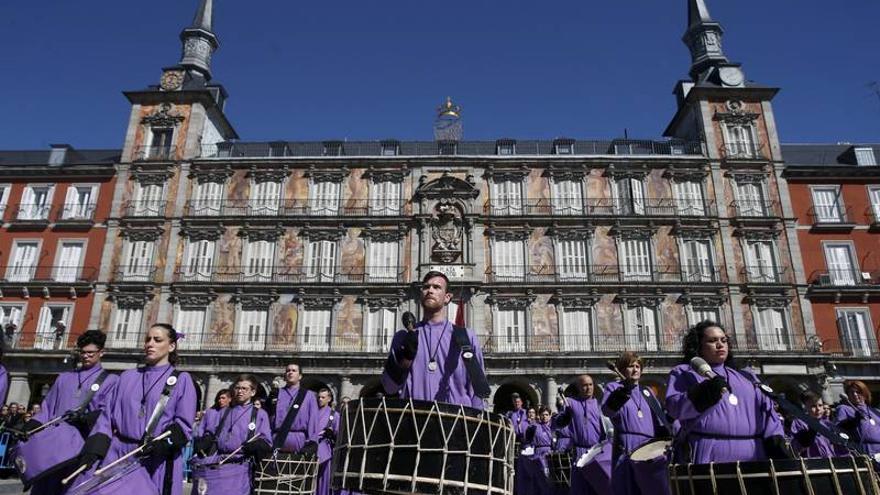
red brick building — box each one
[0,146,118,402]
[784,144,880,395]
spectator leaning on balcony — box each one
[381,270,490,409]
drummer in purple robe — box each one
[520,406,554,493]
[271,363,320,454]
[21,330,118,494]
[666,321,789,464]
[75,323,197,495]
[602,351,670,495]
[554,374,608,495]
[792,391,845,458]
[313,387,339,495]
[835,380,880,459]
[506,393,529,442]
[194,389,232,440]
[192,374,272,495]
[381,271,488,409]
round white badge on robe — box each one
[728,394,739,406]
[637,410,644,419]
[293,404,300,409]
[428,361,438,372]
[166,376,177,386]
[642,389,650,398]
[760,384,774,394]
[91,383,101,392]
[248,422,256,431]
[462,351,474,360]
[871,418,877,426]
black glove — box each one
[555,396,566,413]
[838,415,862,432]
[763,435,795,459]
[793,428,818,448]
[193,433,217,457]
[150,423,188,459]
[396,330,419,361]
[242,439,272,460]
[298,440,318,457]
[525,425,536,444]
[320,427,335,441]
[21,419,42,437]
[605,385,634,412]
[66,410,101,433]
[78,433,111,470]
[687,376,728,413]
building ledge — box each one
[809,222,856,233]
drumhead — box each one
[630,439,670,462]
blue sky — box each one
[1,1,878,149]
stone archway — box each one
[492,380,540,415]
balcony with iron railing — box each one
[739,266,793,285]
[483,198,717,218]
[113,266,158,283]
[1,265,97,284]
[124,200,166,217]
[721,142,767,161]
[810,269,877,288]
[822,337,880,358]
[133,145,178,162]
[12,203,52,223]
[55,204,97,223]
[485,264,722,284]
[730,200,780,219]
[807,205,854,231]
[183,198,407,218]
[173,265,407,284]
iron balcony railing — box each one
[113,266,158,283]
[740,265,792,284]
[485,264,721,284]
[730,200,779,218]
[124,200,166,217]
[823,338,880,358]
[56,204,97,222]
[721,142,767,161]
[133,145,178,162]
[807,205,852,225]
[199,139,703,159]
[810,269,877,287]
[13,203,52,221]
[183,198,407,217]
[484,198,717,217]
[1,265,97,283]
[173,265,407,284]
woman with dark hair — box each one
[212,389,232,411]
[602,351,670,495]
[75,323,197,495]
[835,380,880,458]
[665,321,787,463]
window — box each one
[365,307,395,352]
[306,240,337,282]
[0,185,11,217]
[237,309,267,351]
[19,185,54,220]
[380,142,399,156]
[497,142,515,155]
[268,142,288,157]
[243,240,274,282]
[838,309,876,357]
[624,306,659,352]
[824,244,858,286]
[183,239,216,281]
[175,308,206,350]
[735,182,766,217]
[614,178,645,215]
[746,241,778,283]
[723,123,758,158]
[551,179,584,215]
[310,181,341,216]
[62,185,98,220]
[35,305,71,350]
[0,305,24,346]
[855,147,877,166]
[674,181,706,216]
[755,307,790,351]
[490,179,523,215]
[54,241,84,282]
[554,143,574,155]
[7,241,39,282]
[681,239,713,283]
[133,183,165,216]
[368,240,399,282]
[621,239,652,282]
[556,239,589,280]
[148,128,174,160]
[110,307,142,348]
[492,239,526,281]
[494,309,525,353]
[121,240,155,281]
[249,180,281,216]
[560,308,592,351]
[811,187,844,223]
[370,181,401,216]
[300,309,331,352]
[869,187,880,222]
[193,181,224,216]
[688,307,720,327]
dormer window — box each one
[322,141,343,157]
[268,142,288,157]
[553,139,574,155]
[855,147,876,166]
[438,141,457,156]
[380,141,399,156]
[496,140,516,156]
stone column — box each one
[545,376,558,410]
[7,372,31,406]
[340,376,355,400]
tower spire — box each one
[178,0,219,82]
[683,0,729,81]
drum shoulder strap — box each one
[640,386,672,434]
[72,369,110,414]
[144,369,182,440]
[451,325,491,399]
[213,406,234,436]
[272,388,307,450]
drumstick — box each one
[26,413,69,436]
[218,434,260,465]
[605,361,627,382]
[61,464,90,486]
[93,430,172,476]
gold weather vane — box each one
[437,97,462,118]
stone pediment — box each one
[414,173,478,201]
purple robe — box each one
[192,403,271,495]
[517,423,553,494]
[381,320,485,409]
[835,404,880,456]
[85,364,197,495]
[271,385,319,453]
[791,418,843,458]
[30,365,118,495]
[666,363,783,464]
[313,405,339,495]
[0,364,8,405]
[553,397,605,495]
[554,420,572,452]
[506,408,529,441]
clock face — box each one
[160,71,183,91]
[719,67,744,87]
